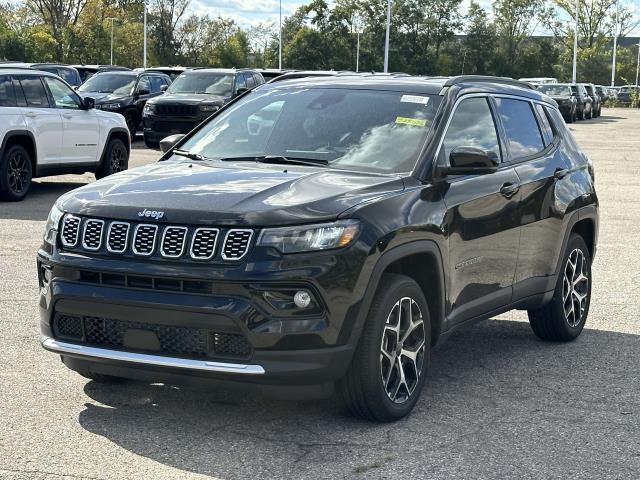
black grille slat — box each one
[60,215,81,247]
[54,314,83,339]
[107,222,130,253]
[156,104,199,116]
[161,226,188,258]
[222,230,253,260]
[133,224,158,256]
[82,219,104,251]
[190,228,219,260]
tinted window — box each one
[57,68,80,86]
[534,103,553,145]
[150,76,165,93]
[17,77,49,107]
[137,76,151,93]
[253,73,264,86]
[244,73,255,89]
[0,76,15,106]
[235,74,246,91]
[441,97,501,164]
[44,76,81,109]
[494,98,544,159]
[168,73,234,96]
[78,73,135,94]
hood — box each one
[550,95,572,101]
[148,93,228,106]
[80,92,127,104]
[57,160,405,226]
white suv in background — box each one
[0,69,130,201]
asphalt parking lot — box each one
[1,110,639,479]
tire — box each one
[144,136,159,149]
[95,138,129,180]
[0,144,32,201]
[528,234,592,342]
[340,273,431,422]
[124,113,138,138]
[566,111,573,124]
[588,106,593,119]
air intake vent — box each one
[161,226,188,258]
[190,228,219,260]
[222,229,253,260]
[82,219,104,251]
[132,224,158,256]
[60,215,81,247]
[107,222,130,253]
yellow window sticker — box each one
[395,116,427,127]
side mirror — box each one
[160,84,168,92]
[235,87,249,97]
[82,97,95,110]
[160,134,185,153]
[445,146,499,175]
[137,88,150,96]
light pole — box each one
[353,15,363,72]
[107,17,117,65]
[383,0,391,73]
[143,0,148,69]
[571,0,578,83]
[635,41,640,86]
[611,1,620,87]
[278,0,282,70]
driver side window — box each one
[137,76,151,94]
[44,77,81,109]
[441,97,501,165]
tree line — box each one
[1,0,639,85]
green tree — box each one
[462,1,497,75]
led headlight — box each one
[258,220,360,254]
[43,204,64,246]
[143,103,156,114]
[199,104,219,112]
[100,102,121,111]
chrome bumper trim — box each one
[41,337,265,375]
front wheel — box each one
[528,234,592,342]
[124,113,138,138]
[0,144,32,201]
[340,274,431,422]
[95,138,129,180]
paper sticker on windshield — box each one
[401,95,429,105]
[395,116,427,127]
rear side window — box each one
[0,76,16,106]
[244,73,255,89]
[16,76,49,107]
[441,96,501,164]
[534,103,553,145]
[57,68,80,86]
[494,98,544,159]
[253,73,264,86]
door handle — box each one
[25,112,38,118]
[62,113,73,119]
[554,168,569,179]
[500,183,520,198]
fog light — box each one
[294,290,312,309]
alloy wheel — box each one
[7,151,29,194]
[562,248,589,327]
[110,145,126,173]
[380,297,426,404]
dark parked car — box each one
[142,68,265,148]
[579,83,601,117]
[39,75,598,421]
[616,85,639,106]
[572,83,593,120]
[72,65,131,83]
[0,62,82,87]
[144,66,190,81]
[78,70,171,136]
[538,83,578,122]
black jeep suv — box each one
[142,68,265,148]
[78,70,172,136]
[39,75,598,421]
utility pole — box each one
[383,0,391,73]
[143,0,148,69]
[353,15,363,73]
[572,0,578,83]
[636,41,640,86]
[107,18,117,65]
[278,0,282,70]
[611,1,620,87]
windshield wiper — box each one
[172,149,208,161]
[218,155,328,167]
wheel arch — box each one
[1,130,37,172]
[98,127,130,166]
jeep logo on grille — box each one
[138,208,165,220]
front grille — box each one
[156,104,199,116]
[107,222,130,253]
[82,219,104,251]
[133,224,158,256]
[61,215,81,247]
[190,228,219,260]
[222,229,253,260]
[52,314,252,359]
[161,226,188,258]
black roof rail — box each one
[443,75,535,90]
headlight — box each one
[258,220,360,254]
[199,105,219,112]
[144,103,155,114]
[100,103,121,111]
[44,204,64,246]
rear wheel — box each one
[0,144,32,201]
[95,138,128,180]
[528,234,591,342]
[340,274,431,422]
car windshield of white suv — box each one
[178,88,440,174]
[168,73,234,96]
[539,85,572,96]
[78,74,136,95]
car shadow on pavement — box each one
[0,180,88,221]
[76,319,640,479]
[578,115,625,125]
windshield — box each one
[539,85,572,96]
[178,88,441,174]
[168,73,234,95]
[78,74,136,94]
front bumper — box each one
[143,114,208,142]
